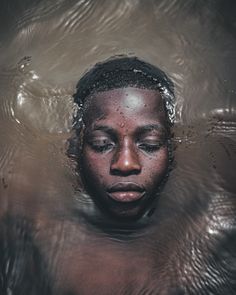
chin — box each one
[101,198,150,222]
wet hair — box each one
[73,56,175,126]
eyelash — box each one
[90,142,114,153]
[90,142,163,154]
[138,143,162,153]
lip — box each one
[107,182,145,203]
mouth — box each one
[107,182,146,203]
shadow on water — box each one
[0,0,235,294]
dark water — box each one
[0,0,235,294]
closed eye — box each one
[88,138,115,153]
[138,142,163,153]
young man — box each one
[71,56,175,222]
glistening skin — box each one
[79,87,170,220]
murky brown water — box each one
[0,0,235,294]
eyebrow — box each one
[136,124,163,132]
[92,125,114,132]
[135,124,167,136]
[89,125,117,137]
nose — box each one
[110,140,141,176]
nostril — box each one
[110,165,141,176]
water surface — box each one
[0,1,235,294]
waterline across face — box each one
[80,87,170,220]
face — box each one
[80,87,169,220]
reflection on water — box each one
[0,0,235,294]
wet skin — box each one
[80,87,169,219]
[1,90,235,294]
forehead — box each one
[83,87,166,124]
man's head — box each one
[72,56,175,221]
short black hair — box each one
[73,56,175,124]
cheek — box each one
[142,148,169,184]
[82,151,110,180]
